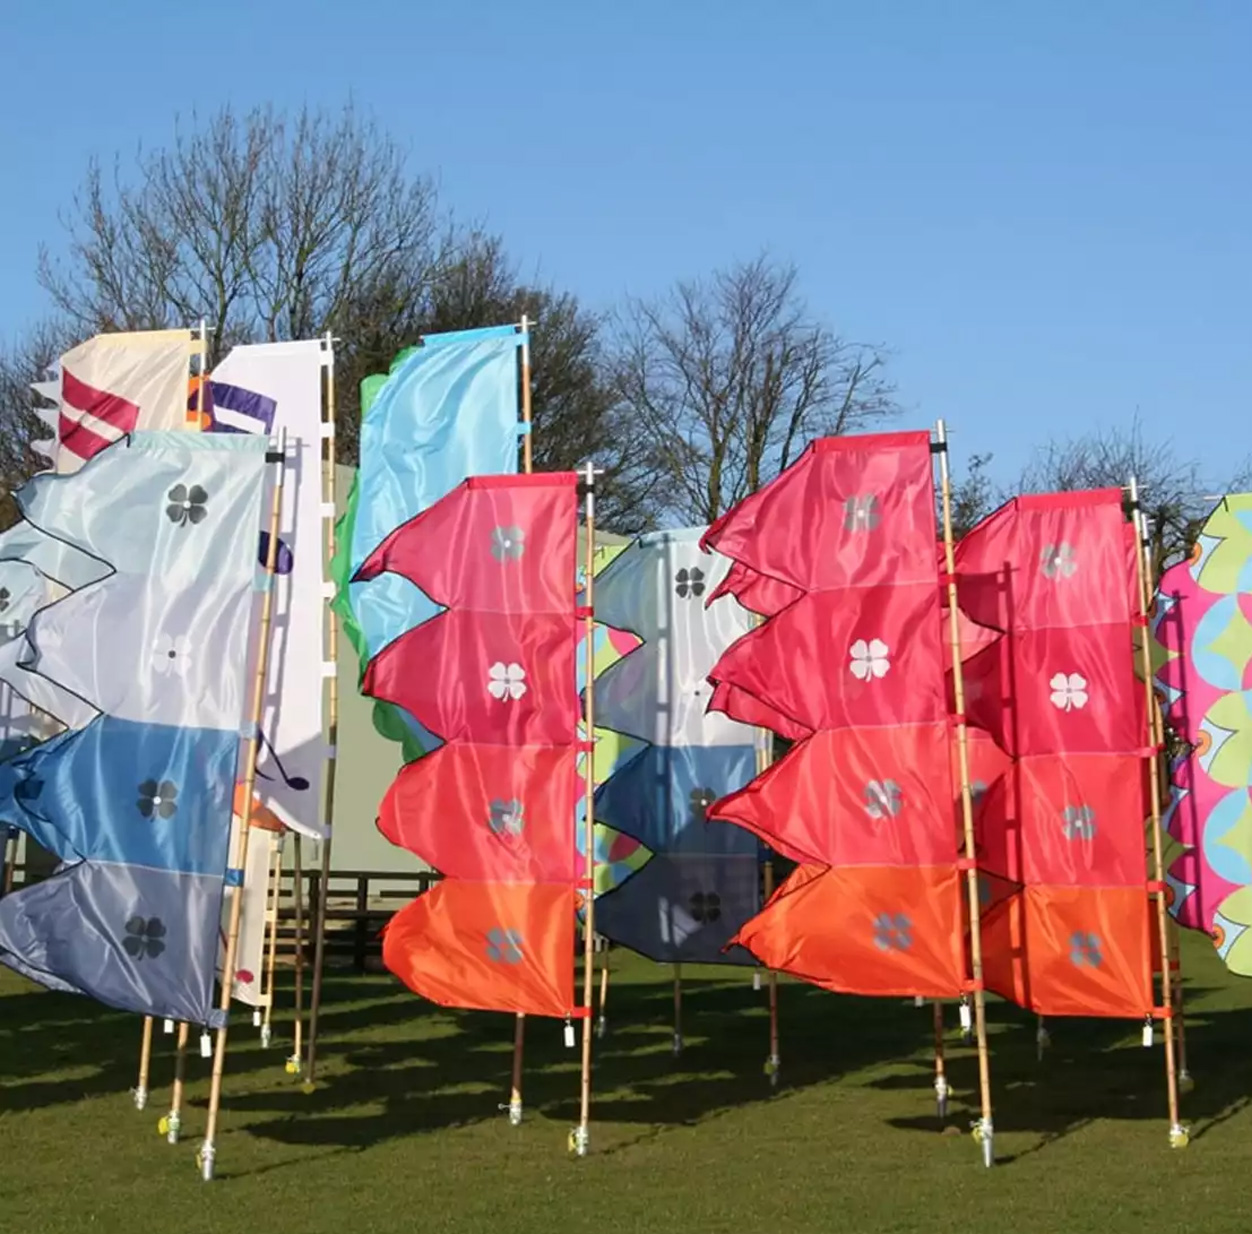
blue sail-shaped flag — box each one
[0,432,268,1024]
[591,528,763,965]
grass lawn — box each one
[2,931,1251,1234]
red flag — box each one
[383,881,576,1018]
[355,474,578,613]
[706,680,814,744]
[363,610,577,745]
[705,560,804,618]
[378,743,581,882]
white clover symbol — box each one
[152,634,192,677]
[863,780,903,820]
[1049,671,1089,711]
[491,526,525,561]
[849,638,891,682]
[1040,542,1078,580]
[1062,805,1097,840]
[487,662,528,701]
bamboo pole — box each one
[596,951,610,1038]
[758,724,781,1087]
[932,1001,949,1122]
[289,833,306,1074]
[260,835,283,1044]
[572,461,598,1158]
[1129,476,1186,1147]
[305,335,340,1089]
[507,318,533,1122]
[672,964,683,1056]
[138,320,211,1116]
[934,419,995,1167]
[196,428,287,1181]
[161,1021,191,1143]
[1,827,17,896]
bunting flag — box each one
[0,433,267,1024]
[957,491,1153,1017]
[360,474,581,1017]
[207,340,327,838]
[35,331,197,473]
[331,327,525,759]
[589,528,761,964]
[705,432,968,998]
[1151,493,1252,973]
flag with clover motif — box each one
[360,474,582,1017]
[955,490,1153,1017]
[0,432,268,1024]
[703,432,970,997]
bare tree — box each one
[946,452,996,540]
[1016,419,1251,572]
[0,321,68,527]
[615,256,897,524]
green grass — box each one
[2,932,1251,1234]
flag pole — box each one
[1128,475,1186,1148]
[197,427,287,1182]
[596,945,610,1037]
[758,725,781,1087]
[305,334,340,1088]
[932,1001,949,1122]
[934,419,995,1167]
[507,316,533,1124]
[161,1022,190,1142]
[289,832,306,1075]
[139,317,210,1116]
[672,964,683,1055]
[260,835,283,1046]
[572,460,598,1158]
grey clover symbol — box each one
[486,928,524,964]
[863,779,903,820]
[675,568,705,599]
[1062,805,1097,840]
[0,588,10,614]
[1069,931,1102,967]
[165,483,209,527]
[489,798,525,837]
[1040,542,1077,580]
[689,787,716,822]
[123,916,167,961]
[873,913,912,951]
[137,779,178,820]
[491,526,525,561]
[689,892,721,924]
[844,494,881,531]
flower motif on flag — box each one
[849,638,891,681]
[863,779,903,820]
[1062,805,1098,840]
[1069,931,1102,967]
[491,526,526,561]
[1040,542,1078,580]
[0,587,9,614]
[152,634,192,677]
[137,779,179,820]
[843,494,881,532]
[1049,672,1089,711]
[489,798,525,837]
[123,916,167,961]
[165,483,209,528]
[487,662,528,701]
[873,912,912,950]
[675,567,706,599]
[689,787,716,822]
[486,928,524,964]
[689,891,721,923]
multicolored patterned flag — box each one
[360,474,582,1017]
[958,491,1153,1017]
[589,528,761,964]
[705,432,968,997]
[0,433,267,1024]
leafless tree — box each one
[0,321,68,527]
[614,256,897,524]
[1016,419,1251,572]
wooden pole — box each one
[934,419,995,1167]
[572,462,598,1157]
[672,964,683,1056]
[260,835,283,1044]
[196,428,287,1181]
[1,827,17,896]
[932,1001,949,1122]
[161,1021,191,1143]
[507,318,533,1122]
[289,833,306,1074]
[306,334,340,1089]
[133,1015,154,1110]
[758,722,781,1087]
[596,951,610,1037]
[1128,476,1186,1147]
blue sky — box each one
[1,1,1248,485]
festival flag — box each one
[588,529,761,965]
[363,473,581,1018]
[0,432,267,1024]
[332,327,525,759]
[957,491,1153,1017]
[704,432,968,997]
[47,331,196,472]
